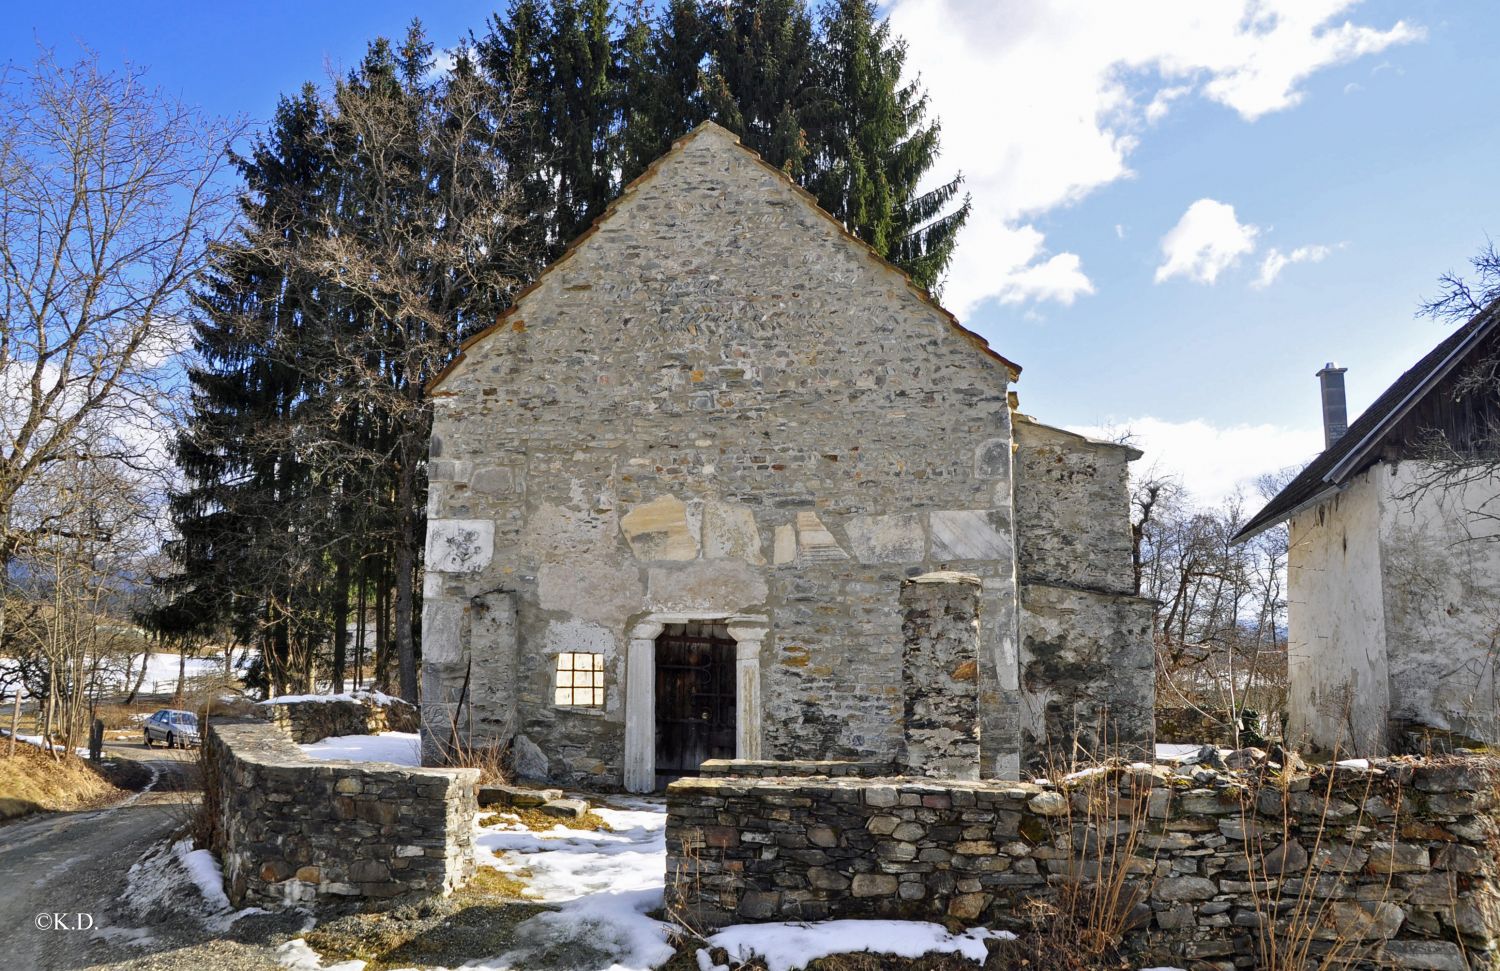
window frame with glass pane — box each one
[553,651,605,708]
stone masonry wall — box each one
[1013,417,1156,764]
[666,758,1500,969]
[699,759,897,779]
[899,572,982,779]
[206,718,478,909]
[263,692,419,744]
[422,123,1032,785]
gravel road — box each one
[1,741,302,971]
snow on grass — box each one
[297,732,421,766]
[702,921,1016,971]
[262,689,404,706]
[465,801,676,971]
[0,728,92,757]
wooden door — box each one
[654,626,737,787]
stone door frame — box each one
[623,611,768,793]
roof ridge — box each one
[1234,297,1500,542]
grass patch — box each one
[467,865,533,898]
[485,805,616,833]
[304,888,551,970]
[0,743,125,821]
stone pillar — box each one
[727,625,766,760]
[624,621,664,793]
[899,572,982,779]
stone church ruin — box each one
[419,122,1153,791]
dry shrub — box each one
[444,739,508,785]
[435,700,510,784]
[1238,758,1395,971]
[1032,763,1164,961]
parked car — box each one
[142,709,200,749]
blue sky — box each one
[8,1,1496,504]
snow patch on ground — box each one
[297,732,421,766]
[262,690,403,707]
[276,937,368,971]
[0,729,92,757]
[122,837,263,932]
[177,840,233,912]
[1154,743,1220,762]
[464,802,675,971]
[91,925,159,949]
[703,920,1015,971]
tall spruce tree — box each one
[810,0,968,291]
[168,88,338,695]
[171,2,974,703]
[548,0,618,242]
[702,0,819,176]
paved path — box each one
[0,743,200,970]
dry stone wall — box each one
[699,759,896,778]
[666,757,1500,969]
[205,717,477,909]
[262,692,419,744]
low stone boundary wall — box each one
[205,718,477,908]
[261,691,419,743]
[666,758,1500,969]
[699,759,896,779]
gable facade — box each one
[1251,305,1500,753]
[419,124,1152,789]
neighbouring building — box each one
[419,123,1153,791]
[1238,303,1500,754]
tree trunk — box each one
[332,552,350,693]
[8,685,20,758]
[394,484,419,703]
[175,647,186,703]
[373,565,390,692]
[126,647,150,705]
[354,561,369,690]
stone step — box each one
[539,798,590,819]
[476,784,564,809]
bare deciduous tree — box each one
[0,48,240,700]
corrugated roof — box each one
[427,121,1020,394]
[1234,299,1500,542]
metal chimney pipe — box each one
[1316,362,1349,449]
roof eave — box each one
[1325,303,1500,484]
[1231,481,1347,544]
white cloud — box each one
[1155,199,1260,285]
[1070,416,1323,507]
[888,0,1421,315]
[996,252,1095,306]
[1253,243,1337,288]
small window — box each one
[554,652,605,708]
